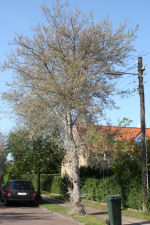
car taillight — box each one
[8,188,11,196]
[0,188,2,191]
[32,189,36,196]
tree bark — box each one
[64,112,85,214]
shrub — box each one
[81,178,98,200]
[81,176,144,210]
[18,173,63,194]
[40,174,54,192]
[2,163,19,184]
[81,177,121,202]
[95,177,121,203]
[146,188,150,210]
[126,187,142,210]
[80,166,112,179]
[124,180,142,210]
[51,176,64,194]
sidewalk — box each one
[86,206,150,225]
[41,195,150,225]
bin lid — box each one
[106,195,122,200]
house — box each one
[77,125,150,142]
[61,125,150,177]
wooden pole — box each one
[138,56,148,211]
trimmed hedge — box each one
[81,177,121,203]
[23,174,66,195]
[51,176,65,194]
[81,178,98,201]
[3,172,66,195]
[146,189,150,210]
[3,171,148,210]
[81,176,144,210]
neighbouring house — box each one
[61,125,150,177]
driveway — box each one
[0,202,82,225]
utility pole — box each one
[105,57,148,211]
[138,56,148,211]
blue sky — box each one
[0,0,150,133]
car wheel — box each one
[30,201,38,207]
[1,195,4,202]
[4,199,9,206]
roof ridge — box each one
[76,125,150,129]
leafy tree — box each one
[6,129,30,177]
[1,162,19,184]
[24,135,64,196]
[2,1,137,213]
[6,128,64,195]
[110,147,142,183]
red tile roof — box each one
[76,125,150,141]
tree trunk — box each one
[64,112,85,214]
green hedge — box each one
[51,176,65,194]
[81,177,121,203]
[23,174,66,195]
[81,178,98,201]
[3,169,148,210]
[81,176,144,210]
[124,179,142,210]
[146,189,150,210]
[2,171,66,195]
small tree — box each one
[2,1,137,213]
[25,135,64,197]
[6,128,64,195]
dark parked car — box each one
[1,180,37,206]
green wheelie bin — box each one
[106,195,122,225]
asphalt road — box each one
[0,202,82,225]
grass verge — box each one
[42,192,67,201]
[84,199,150,221]
[41,203,106,225]
[41,193,150,222]
[122,209,150,221]
[84,200,107,210]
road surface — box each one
[0,202,82,225]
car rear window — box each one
[11,181,33,189]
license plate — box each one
[18,192,27,196]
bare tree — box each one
[2,1,137,213]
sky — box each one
[0,0,150,134]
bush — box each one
[80,166,112,179]
[95,177,121,203]
[40,174,53,192]
[81,176,144,210]
[81,176,121,202]
[3,172,64,195]
[81,178,98,200]
[29,174,66,195]
[51,176,65,194]
[146,188,150,210]
[1,163,19,184]
[123,179,142,210]
[126,187,142,210]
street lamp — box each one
[105,57,148,211]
